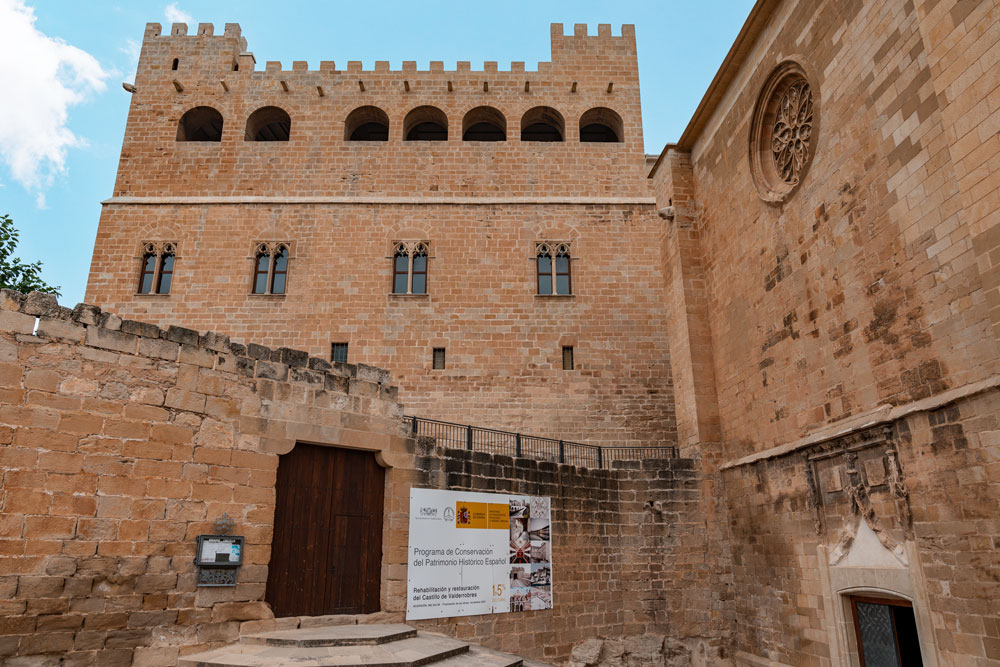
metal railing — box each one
[407,415,676,469]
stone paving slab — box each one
[242,623,417,647]
[180,634,469,667]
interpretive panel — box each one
[406,488,553,620]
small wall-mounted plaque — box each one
[194,534,244,587]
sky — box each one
[0,0,755,307]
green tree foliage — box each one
[0,214,60,296]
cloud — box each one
[0,0,108,199]
[119,37,141,84]
[164,3,193,24]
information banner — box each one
[406,488,553,620]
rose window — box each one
[749,61,817,203]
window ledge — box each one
[134,293,171,297]
[388,293,430,299]
[247,293,286,298]
[534,293,575,299]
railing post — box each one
[558,440,564,464]
[515,433,522,458]
[411,416,418,436]
[597,446,603,469]
[467,425,473,451]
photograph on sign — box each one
[406,488,553,620]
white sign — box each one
[406,488,553,620]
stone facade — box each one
[84,22,674,448]
[0,291,705,665]
[20,0,1000,664]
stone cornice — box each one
[721,375,1000,470]
[101,196,658,206]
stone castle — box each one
[0,0,997,665]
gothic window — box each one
[536,242,572,295]
[270,246,288,294]
[749,61,816,203]
[139,251,156,295]
[850,596,923,667]
[177,106,224,142]
[156,250,175,294]
[391,242,429,294]
[137,242,177,295]
[250,243,291,295]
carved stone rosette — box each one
[749,61,818,204]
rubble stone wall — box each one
[0,291,410,666]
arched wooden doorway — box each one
[265,443,385,617]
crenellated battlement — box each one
[115,20,648,200]
[137,21,636,76]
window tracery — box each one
[771,80,813,186]
[251,242,290,295]
[749,61,817,203]
[391,241,429,295]
[137,242,177,295]
[536,242,572,295]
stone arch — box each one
[403,106,448,141]
[345,106,389,141]
[462,106,506,141]
[177,106,223,142]
[579,107,623,142]
[520,106,564,142]
[245,106,291,141]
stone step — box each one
[430,644,524,667]
[241,623,417,647]
[179,633,469,667]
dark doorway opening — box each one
[850,596,923,667]
[266,444,385,617]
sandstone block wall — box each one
[720,386,1000,666]
[108,22,647,198]
[0,291,410,665]
[0,291,705,666]
[87,203,674,448]
[405,446,711,664]
[654,0,1000,462]
[85,22,676,447]
[649,0,1000,665]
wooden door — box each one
[265,444,385,617]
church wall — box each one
[677,0,1000,461]
[647,0,1000,664]
[720,386,1000,666]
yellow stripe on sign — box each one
[487,504,508,529]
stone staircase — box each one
[179,623,549,667]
